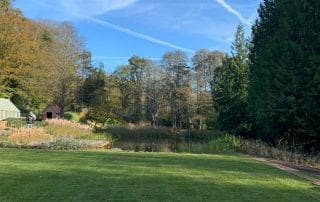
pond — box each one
[112,137,209,153]
[104,127,224,153]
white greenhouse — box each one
[0,98,20,120]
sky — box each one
[14,0,262,73]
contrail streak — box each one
[94,56,161,60]
[215,0,252,26]
[79,14,195,54]
[33,1,195,54]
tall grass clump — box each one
[208,134,240,153]
[45,119,111,141]
[45,119,92,139]
[238,139,320,168]
[8,128,53,145]
[4,118,46,128]
[177,134,240,154]
[45,119,92,130]
[0,121,7,129]
[0,119,112,150]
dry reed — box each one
[8,128,53,145]
[0,121,7,129]
[45,119,92,130]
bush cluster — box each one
[238,139,320,168]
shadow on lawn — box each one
[1,150,303,179]
[0,168,319,201]
[0,149,319,201]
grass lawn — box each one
[0,149,319,201]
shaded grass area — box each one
[0,149,319,201]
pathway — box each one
[252,157,320,186]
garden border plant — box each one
[0,119,112,150]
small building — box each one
[43,105,62,120]
[0,98,20,120]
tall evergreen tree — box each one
[84,67,114,125]
[211,24,251,136]
[248,0,320,151]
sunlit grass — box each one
[0,149,319,201]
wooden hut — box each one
[0,98,20,120]
[43,105,62,120]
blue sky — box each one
[14,0,262,72]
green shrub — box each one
[64,112,81,123]
[105,118,122,126]
[205,113,218,129]
[0,118,112,150]
[48,139,87,150]
[4,118,45,128]
[82,133,112,141]
[5,118,25,128]
[176,134,240,154]
[208,134,240,153]
[0,140,84,150]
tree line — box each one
[0,0,224,129]
[1,0,319,152]
[78,50,225,129]
[212,0,320,152]
[0,0,85,115]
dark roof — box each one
[44,105,61,113]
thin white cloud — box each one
[78,14,195,53]
[214,0,252,25]
[62,0,139,17]
[94,56,130,59]
[31,1,195,53]
[94,56,161,60]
